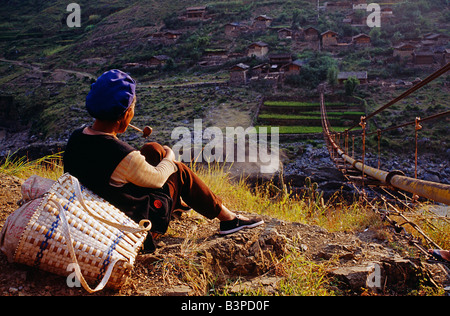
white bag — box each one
[1,173,151,293]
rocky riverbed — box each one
[280,140,450,199]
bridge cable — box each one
[346,62,450,132]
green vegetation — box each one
[344,76,360,96]
[0,152,63,179]
[259,114,324,120]
[285,51,338,89]
[264,101,359,108]
[258,98,364,135]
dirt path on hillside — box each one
[0,58,96,81]
[0,173,448,296]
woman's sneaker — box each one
[219,215,264,235]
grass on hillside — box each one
[258,112,365,119]
[1,153,448,295]
[0,152,63,180]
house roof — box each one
[255,15,273,21]
[165,30,182,35]
[413,51,434,57]
[421,40,435,46]
[269,53,292,59]
[277,28,293,33]
[425,33,450,40]
[304,27,319,33]
[321,30,338,37]
[281,59,306,70]
[248,41,269,48]
[186,6,207,11]
[338,71,368,80]
[394,43,416,50]
[352,33,370,40]
[292,59,307,66]
[230,63,250,71]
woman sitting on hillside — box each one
[63,70,263,252]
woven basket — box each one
[13,173,151,293]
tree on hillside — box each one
[327,66,338,86]
[344,76,360,96]
[285,52,337,88]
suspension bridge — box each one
[321,62,450,205]
[319,62,450,272]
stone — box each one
[164,284,194,296]
[329,264,374,291]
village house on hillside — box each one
[321,30,338,48]
[423,33,450,46]
[247,42,269,58]
[304,27,320,41]
[277,28,293,40]
[269,53,292,66]
[224,22,249,37]
[393,43,416,61]
[199,49,228,67]
[343,11,366,26]
[229,63,249,86]
[149,30,182,45]
[147,55,170,67]
[338,71,368,85]
[420,40,435,51]
[412,51,435,66]
[252,15,273,30]
[281,59,304,76]
[185,6,208,20]
[352,34,371,47]
[229,55,305,87]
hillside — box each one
[1,0,448,152]
[0,0,449,297]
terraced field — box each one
[255,97,365,135]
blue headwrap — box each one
[86,69,136,121]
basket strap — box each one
[48,199,122,293]
[69,176,151,233]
